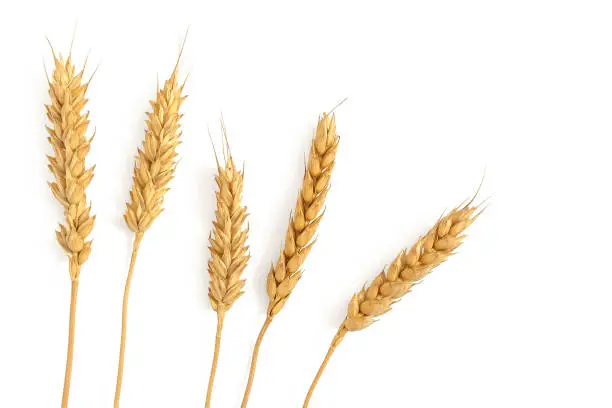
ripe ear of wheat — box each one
[205,123,249,408]
[302,200,483,407]
[240,113,339,408]
[45,45,96,408]
[113,53,187,408]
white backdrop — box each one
[1,1,611,407]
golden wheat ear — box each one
[45,41,96,408]
[240,112,339,408]
[302,198,483,407]
[204,120,250,408]
[113,46,187,408]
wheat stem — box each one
[240,316,273,408]
[114,232,144,408]
[61,268,80,408]
[205,309,225,408]
[303,327,347,408]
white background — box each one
[1,1,611,407]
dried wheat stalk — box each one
[240,113,339,408]
[302,200,482,407]
[113,55,186,408]
[45,46,95,408]
[204,124,249,408]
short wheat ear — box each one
[240,112,340,408]
[204,119,250,408]
[302,197,483,407]
[45,43,96,408]
[113,48,187,408]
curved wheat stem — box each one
[113,56,186,408]
[240,113,339,408]
[303,200,482,407]
[205,127,249,408]
[113,232,143,408]
[302,327,346,407]
[45,48,95,408]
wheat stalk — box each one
[113,52,186,408]
[302,199,482,407]
[204,122,249,408]
[240,112,339,408]
[45,44,95,408]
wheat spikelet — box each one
[205,123,249,408]
[113,52,187,408]
[46,51,95,278]
[45,45,95,408]
[342,202,481,331]
[241,113,339,408]
[123,64,186,233]
[265,112,339,317]
[303,200,482,407]
[207,130,249,312]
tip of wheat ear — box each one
[343,200,483,332]
[265,112,339,317]
[207,124,250,312]
[46,51,95,279]
[124,62,187,234]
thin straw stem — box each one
[61,268,80,408]
[240,316,273,408]
[303,327,347,408]
[205,309,226,408]
[114,232,144,408]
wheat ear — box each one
[240,113,339,408]
[113,55,186,408]
[205,124,249,408]
[303,200,482,407]
[45,46,95,408]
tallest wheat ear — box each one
[113,55,186,408]
[45,48,96,408]
[302,199,483,407]
[240,113,339,408]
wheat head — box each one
[46,52,95,280]
[343,201,481,332]
[265,113,339,317]
[204,126,250,408]
[240,112,339,408]
[303,200,481,407]
[208,135,249,312]
[124,64,186,233]
[114,56,186,408]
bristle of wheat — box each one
[124,65,186,233]
[343,202,481,331]
[266,113,339,317]
[208,133,249,312]
[46,52,95,280]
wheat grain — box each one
[205,122,249,408]
[45,45,95,408]
[302,200,482,407]
[240,112,339,408]
[113,51,187,408]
